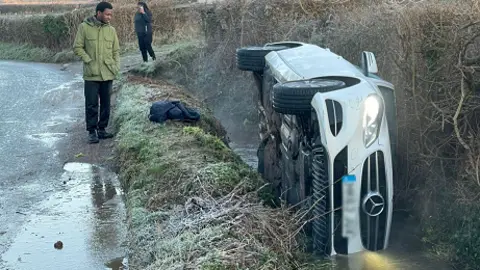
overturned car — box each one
[236,42,397,257]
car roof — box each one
[265,43,391,86]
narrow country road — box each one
[0,61,127,270]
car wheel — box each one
[272,79,346,115]
[236,45,289,72]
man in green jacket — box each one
[73,2,120,144]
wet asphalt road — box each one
[0,61,127,270]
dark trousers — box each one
[84,80,112,132]
[137,32,155,62]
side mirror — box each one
[361,51,378,75]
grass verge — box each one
[129,39,203,78]
[0,41,142,63]
[113,75,332,270]
[0,42,76,63]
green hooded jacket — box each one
[73,16,120,81]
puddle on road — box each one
[1,162,128,270]
[25,133,68,148]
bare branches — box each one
[451,50,473,152]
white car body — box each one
[264,43,394,256]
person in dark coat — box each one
[134,2,156,62]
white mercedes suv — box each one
[236,41,397,257]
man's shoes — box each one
[97,129,114,139]
[88,131,99,144]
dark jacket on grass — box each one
[149,100,201,123]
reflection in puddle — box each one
[331,249,452,270]
[333,252,409,270]
[1,162,127,269]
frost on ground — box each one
[113,77,331,270]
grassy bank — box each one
[112,76,331,269]
[0,40,147,63]
[0,42,76,63]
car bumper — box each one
[311,82,393,256]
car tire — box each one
[236,45,290,72]
[272,79,346,115]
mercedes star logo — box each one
[362,192,385,217]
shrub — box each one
[0,2,200,51]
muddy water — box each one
[229,140,452,270]
[1,162,128,270]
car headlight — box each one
[363,94,384,147]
